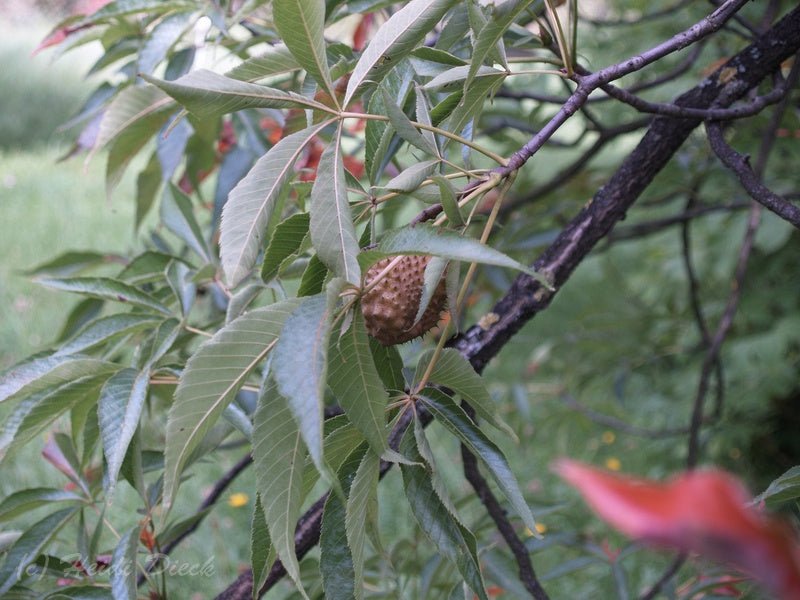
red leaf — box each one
[33,1,112,55]
[343,155,365,179]
[42,436,80,483]
[555,460,800,600]
[353,14,375,52]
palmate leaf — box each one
[383,159,439,193]
[399,430,487,600]
[0,488,83,523]
[0,376,109,464]
[251,494,276,598]
[272,281,343,473]
[377,224,552,286]
[364,63,413,184]
[380,87,437,156]
[443,71,505,150]
[413,256,448,327]
[163,299,299,510]
[261,213,311,282]
[301,420,365,500]
[110,526,139,600]
[415,86,439,153]
[42,586,114,599]
[465,0,540,91]
[93,84,173,152]
[273,0,335,101]
[81,0,196,23]
[309,124,361,286]
[327,313,391,458]
[413,417,462,521]
[98,368,150,498]
[368,338,405,393]
[424,65,505,91]
[754,466,800,507]
[137,10,194,76]
[226,44,301,81]
[36,277,172,315]
[345,449,380,600]
[23,251,112,278]
[298,254,329,297]
[0,507,78,594]
[320,445,367,600]
[253,378,310,599]
[106,104,174,197]
[221,124,326,288]
[0,355,117,406]
[344,0,460,107]
[161,183,212,264]
[142,70,331,119]
[415,348,515,438]
[419,388,537,534]
[55,314,161,357]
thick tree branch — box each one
[215,6,800,598]
[451,5,800,373]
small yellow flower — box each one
[605,457,621,471]
[729,448,741,460]
[524,523,547,537]
[228,492,249,508]
[601,431,616,445]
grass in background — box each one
[0,19,90,151]
[0,21,254,596]
[0,149,136,369]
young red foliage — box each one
[555,460,800,600]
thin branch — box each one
[580,0,696,27]
[495,0,750,176]
[680,192,727,419]
[590,72,792,121]
[561,394,692,439]
[706,121,800,228]
[498,41,706,106]
[460,403,550,600]
[500,118,649,215]
[625,42,705,94]
[684,55,798,465]
[686,202,760,466]
[607,202,750,242]
[639,553,688,600]
[643,36,797,597]
[138,453,254,586]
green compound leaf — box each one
[163,299,299,510]
[221,124,325,288]
[344,0,459,107]
[253,378,310,600]
[400,430,487,600]
[419,388,537,534]
[274,0,335,101]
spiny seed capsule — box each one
[361,255,447,346]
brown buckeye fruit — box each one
[361,255,448,346]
